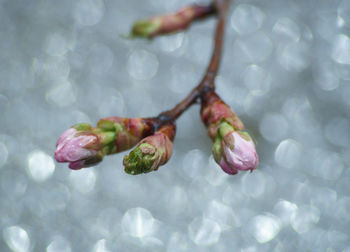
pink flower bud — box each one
[54,128,99,169]
[200,91,259,175]
[221,131,258,173]
[54,118,156,170]
[219,158,238,175]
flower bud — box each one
[200,91,258,175]
[212,122,258,174]
[55,117,156,169]
[130,4,215,38]
[54,125,106,169]
[222,130,258,173]
[123,124,175,175]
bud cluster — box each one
[54,0,259,176]
[55,117,155,170]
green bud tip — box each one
[123,143,157,175]
[131,20,161,38]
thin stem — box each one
[158,0,230,122]
[198,0,229,90]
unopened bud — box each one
[123,124,175,175]
[200,91,258,175]
[54,126,106,169]
[55,117,156,169]
[211,121,258,175]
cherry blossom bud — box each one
[123,124,175,175]
[212,121,258,174]
[201,91,258,175]
[54,118,156,170]
[54,124,106,169]
[223,130,258,173]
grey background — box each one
[1,0,350,251]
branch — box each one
[158,0,230,122]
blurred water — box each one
[1,0,350,251]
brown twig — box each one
[157,0,230,123]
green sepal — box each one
[97,120,116,131]
[218,121,234,138]
[73,123,92,131]
[99,131,116,145]
[212,137,223,163]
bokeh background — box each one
[1,0,350,251]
